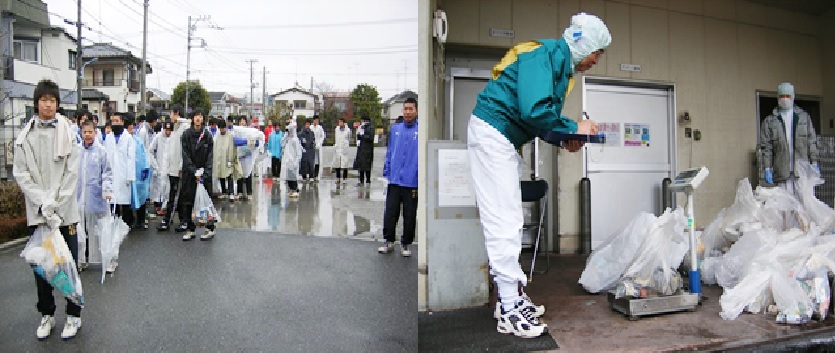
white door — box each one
[585,82,675,250]
[449,74,489,142]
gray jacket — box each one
[758,105,817,185]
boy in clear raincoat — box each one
[76,120,113,271]
[148,122,173,216]
[281,122,303,198]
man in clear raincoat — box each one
[76,120,113,271]
[312,115,326,181]
[148,121,173,218]
[332,118,352,184]
[281,122,303,198]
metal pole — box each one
[185,15,191,114]
[139,0,148,114]
[262,66,266,123]
[76,0,82,111]
[687,191,701,295]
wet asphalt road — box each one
[0,147,418,351]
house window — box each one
[128,104,135,113]
[13,40,38,63]
[103,70,115,86]
[293,100,306,109]
[68,50,77,70]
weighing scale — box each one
[608,166,709,320]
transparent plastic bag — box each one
[796,161,835,233]
[20,226,84,307]
[715,228,777,289]
[616,208,688,298]
[97,207,129,283]
[720,268,772,320]
[772,272,813,325]
[193,183,221,226]
[719,179,761,245]
[755,186,809,232]
[578,212,657,293]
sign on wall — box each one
[437,149,476,207]
[624,123,650,147]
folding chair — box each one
[521,179,550,282]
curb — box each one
[0,236,29,251]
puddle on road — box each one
[213,178,384,239]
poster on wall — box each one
[598,122,622,147]
[624,123,650,147]
[437,149,476,207]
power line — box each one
[210,49,417,56]
[222,18,417,30]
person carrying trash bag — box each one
[180,109,217,241]
[12,79,85,340]
[759,82,819,195]
[467,13,609,338]
[75,120,114,272]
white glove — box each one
[40,199,57,217]
[46,214,62,229]
[103,192,113,202]
[195,168,204,177]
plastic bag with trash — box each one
[578,212,657,293]
[795,160,835,233]
[755,186,809,232]
[20,226,84,306]
[97,205,129,283]
[715,228,778,289]
[615,208,688,298]
[193,183,221,226]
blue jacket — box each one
[472,38,577,148]
[266,130,285,158]
[384,120,418,188]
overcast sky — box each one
[43,0,418,101]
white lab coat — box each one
[332,126,352,169]
[313,124,326,165]
[103,132,136,205]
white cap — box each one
[563,13,612,70]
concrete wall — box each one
[823,8,835,137]
[436,0,829,253]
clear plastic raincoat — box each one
[281,125,303,181]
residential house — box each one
[382,90,417,125]
[209,91,243,119]
[323,91,354,122]
[146,87,170,113]
[81,42,152,117]
[271,85,321,124]
[0,1,85,179]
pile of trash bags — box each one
[699,161,835,324]
[579,160,835,325]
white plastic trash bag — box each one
[97,206,129,283]
[20,225,84,307]
[578,212,657,293]
[796,160,835,233]
[193,183,221,226]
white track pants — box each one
[467,115,528,290]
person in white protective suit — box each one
[332,117,353,184]
[468,13,610,338]
[312,115,326,181]
[76,120,113,272]
[148,121,174,217]
[102,113,136,236]
[281,121,303,198]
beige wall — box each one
[436,0,829,253]
[822,8,835,137]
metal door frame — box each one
[447,67,491,141]
[581,76,678,184]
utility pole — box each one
[247,59,257,119]
[185,16,220,114]
[139,0,148,114]
[75,0,82,111]
[262,66,266,122]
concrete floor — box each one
[521,254,835,352]
[0,146,418,351]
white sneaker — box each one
[148,213,157,219]
[219,194,228,199]
[496,302,547,338]
[182,231,195,241]
[36,315,54,340]
[378,242,394,254]
[106,260,118,274]
[494,294,545,320]
[401,244,412,257]
[246,195,253,200]
[200,229,215,240]
[61,316,81,340]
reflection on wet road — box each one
[215,178,386,240]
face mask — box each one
[778,97,793,110]
[210,127,217,133]
[112,125,125,135]
[153,124,162,133]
